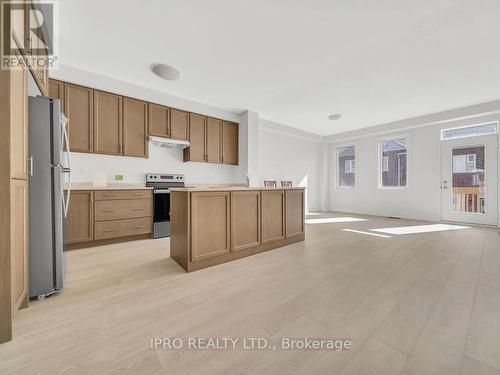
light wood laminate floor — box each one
[1,212,500,375]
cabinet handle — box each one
[103,229,118,232]
[103,210,115,213]
[132,208,144,211]
[133,225,144,229]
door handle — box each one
[27,156,33,176]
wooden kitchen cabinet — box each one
[206,118,222,164]
[10,179,28,311]
[222,121,238,165]
[170,108,189,141]
[231,191,261,252]
[10,58,28,180]
[261,190,285,244]
[148,103,170,138]
[95,199,152,221]
[64,83,94,153]
[123,97,148,158]
[190,192,231,262]
[286,189,304,238]
[184,113,206,162]
[66,191,94,244]
[48,79,64,108]
[93,90,122,156]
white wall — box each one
[259,119,326,212]
[328,113,500,224]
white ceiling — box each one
[58,0,500,136]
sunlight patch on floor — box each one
[306,217,368,224]
[371,224,470,235]
[343,229,391,238]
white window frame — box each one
[378,135,409,190]
[336,144,356,189]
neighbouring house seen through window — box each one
[380,138,407,188]
[337,146,355,188]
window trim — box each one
[335,144,356,189]
[378,135,410,190]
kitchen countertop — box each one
[170,187,305,192]
[69,183,153,191]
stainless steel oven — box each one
[146,174,185,238]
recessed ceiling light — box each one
[328,114,341,121]
[151,63,180,81]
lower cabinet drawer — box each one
[95,190,152,201]
[95,218,152,240]
[95,199,152,221]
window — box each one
[382,156,389,172]
[441,122,497,141]
[379,137,407,188]
[337,145,355,188]
[453,154,478,173]
[345,159,355,174]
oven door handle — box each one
[154,189,170,194]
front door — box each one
[441,134,498,225]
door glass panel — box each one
[452,146,485,214]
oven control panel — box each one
[146,173,184,183]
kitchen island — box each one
[170,187,305,272]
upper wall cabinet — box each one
[93,90,122,156]
[48,79,64,108]
[184,113,206,162]
[64,83,94,153]
[148,103,170,138]
[123,97,148,158]
[222,121,238,165]
[206,118,222,164]
[49,79,237,163]
[170,109,190,141]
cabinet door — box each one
[66,191,94,244]
[191,192,230,262]
[206,118,222,164]
[170,109,189,141]
[93,90,122,156]
[261,190,285,244]
[231,191,261,252]
[148,103,170,138]
[49,79,64,109]
[286,190,304,238]
[64,83,93,153]
[123,97,148,158]
[222,122,238,165]
[185,113,206,162]
[10,54,28,180]
[11,180,28,311]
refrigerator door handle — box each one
[27,156,33,176]
[61,115,71,217]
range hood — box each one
[149,136,190,149]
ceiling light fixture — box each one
[151,63,181,81]
[328,114,341,121]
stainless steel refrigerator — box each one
[28,96,71,300]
